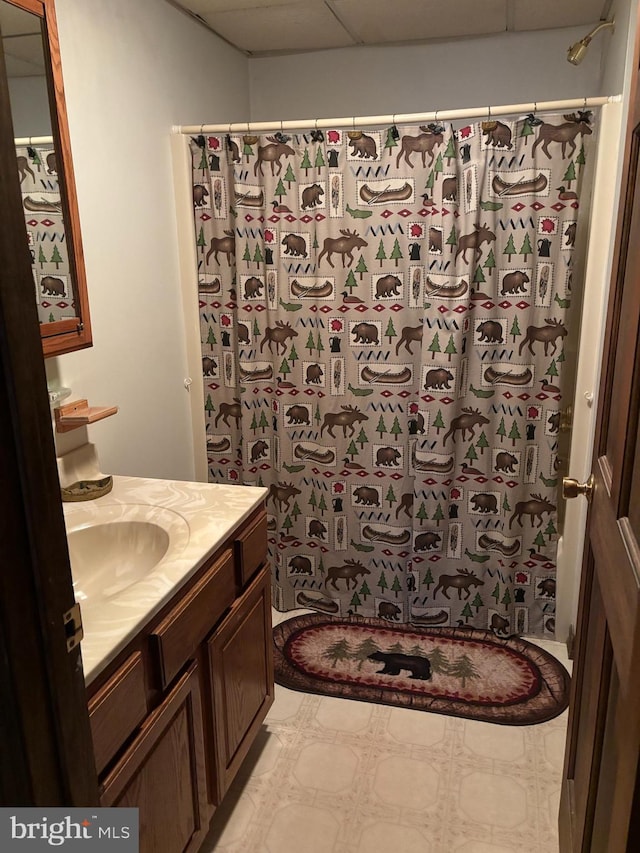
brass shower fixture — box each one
[567,19,615,65]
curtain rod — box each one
[174,95,620,135]
[14,135,54,145]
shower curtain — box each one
[191,111,594,637]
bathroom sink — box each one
[68,520,169,599]
[65,503,190,602]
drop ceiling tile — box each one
[199,3,355,53]
[332,0,507,43]
[511,0,607,31]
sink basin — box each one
[65,503,190,602]
[69,521,169,599]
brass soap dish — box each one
[61,475,113,502]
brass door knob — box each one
[562,474,595,501]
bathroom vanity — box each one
[66,476,271,852]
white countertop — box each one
[63,475,267,684]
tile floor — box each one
[200,610,571,853]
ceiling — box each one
[169,0,613,57]
[0,0,615,76]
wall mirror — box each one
[1,0,91,357]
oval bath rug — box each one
[273,614,570,725]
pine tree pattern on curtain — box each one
[191,111,594,637]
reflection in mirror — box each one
[17,135,72,326]
[1,0,92,356]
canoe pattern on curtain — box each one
[191,111,594,637]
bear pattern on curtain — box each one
[191,111,594,637]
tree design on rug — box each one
[448,653,480,688]
[428,647,451,674]
[352,638,380,669]
[323,638,353,666]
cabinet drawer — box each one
[234,510,267,586]
[151,549,235,689]
[89,652,147,776]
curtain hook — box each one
[353,115,356,131]
[280,119,284,133]
[583,96,588,110]
[487,105,492,121]
[434,109,439,123]
[228,122,232,135]
[533,101,538,114]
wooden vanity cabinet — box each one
[86,507,272,852]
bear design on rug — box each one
[368,651,432,681]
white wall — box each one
[45,0,249,480]
[555,99,624,641]
[249,27,605,122]
[599,0,635,97]
[555,0,638,637]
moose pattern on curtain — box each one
[191,111,593,637]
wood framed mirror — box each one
[2,0,92,357]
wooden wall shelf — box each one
[54,398,118,433]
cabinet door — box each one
[208,565,274,801]
[100,662,212,853]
